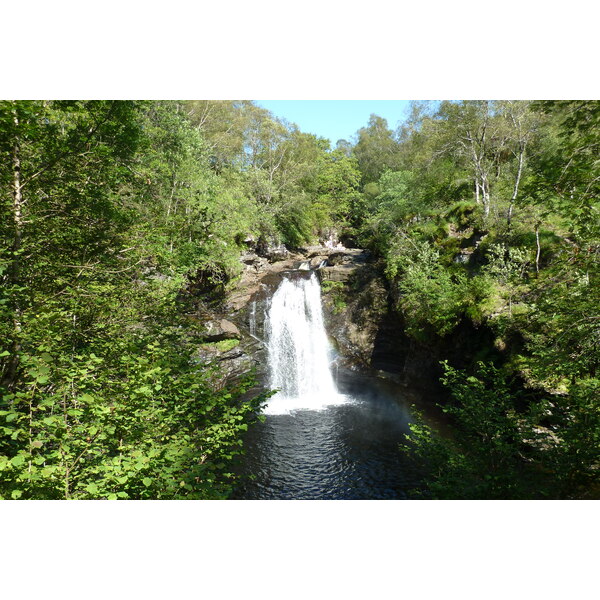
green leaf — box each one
[142,477,152,486]
[86,482,99,495]
[11,490,23,500]
[11,455,25,467]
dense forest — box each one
[1,100,598,499]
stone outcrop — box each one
[225,246,368,312]
[319,249,368,283]
[194,341,258,388]
[200,318,241,342]
[191,243,428,390]
[321,260,395,372]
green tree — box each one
[0,101,268,499]
[313,149,361,237]
[353,114,401,185]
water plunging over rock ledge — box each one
[193,242,470,398]
[263,272,349,414]
[194,244,426,391]
[218,244,451,499]
[192,245,375,389]
[229,259,428,499]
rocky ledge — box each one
[225,246,369,312]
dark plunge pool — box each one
[232,370,438,500]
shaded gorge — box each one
[232,271,442,500]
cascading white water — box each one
[264,272,348,415]
[249,301,257,337]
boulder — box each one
[319,249,368,283]
[320,264,358,282]
[202,318,241,341]
[310,255,328,269]
[257,244,289,262]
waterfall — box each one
[249,301,257,337]
[264,272,347,415]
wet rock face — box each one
[202,244,382,387]
[321,264,390,370]
[319,256,444,389]
[255,240,289,262]
[320,263,359,282]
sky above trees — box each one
[256,100,412,146]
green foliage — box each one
[200,339,240,353]
[359,170,415,252]
[378,100,600,499]
[2,98,598,500]
[353,114,401,185]
[187,101,358,246]
[0,339,268,500]
[0,101,269,499]
[386,239,493,339]
[403,362,600,499]
[519,270,600,387]
[403,362,544,498]
[443,200,478,228]
[314,149,362,236]
[527,101,600,242]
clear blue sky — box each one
[255,101,412,147]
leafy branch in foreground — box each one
[402,362,600,499]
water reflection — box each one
[232,370,431,500]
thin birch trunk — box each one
[507,142,525,228]
[535,223,541,275]
[12,110,23,256]
[4,108,24,389]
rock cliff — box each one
[189,243,469,393]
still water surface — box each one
[233,370,430,500]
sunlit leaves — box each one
[0,101,269,500]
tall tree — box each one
[353,114,401,185]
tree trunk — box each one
[482,176,491,218]
[3,108,24,389]
[535,222,541,275]
[508,141,526,229]
[12,111,24,256]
